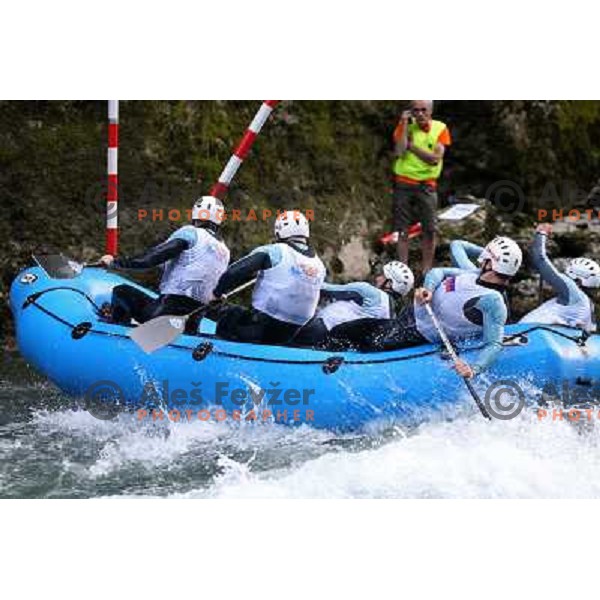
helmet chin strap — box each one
[478,267,510,290]
[194,220,220,233]
[380,279,394,293]
[582,279,600,291]
[481,259,492,272]
[278,235,308,244]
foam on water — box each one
[168,410,600,499]
[19,408,334,495]
[4,376,600,498]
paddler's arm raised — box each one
[530,224,579,305]
[393,111,412,157]
[213,244,282,298]
[450,240,484,271]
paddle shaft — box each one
[185,277,257,320]
[424,303,492,420]
[128,277,259,353]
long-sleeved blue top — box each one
[214,240,313,297]
[449,240,484,271]
[423,267,507,375]
[529,232,582,305]
[519,232,595,330]
[321,281,390,310]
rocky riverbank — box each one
[2,100,600,343]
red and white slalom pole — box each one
[209,100,280,199]
[106,100,119,255]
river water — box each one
[2,352,600,499]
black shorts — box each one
[393,181,438,236]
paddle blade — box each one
[33,254,83,279]
[128,315,187,354]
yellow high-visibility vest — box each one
[394,119,447,182]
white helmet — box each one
[478,236,522,277]
[566,257,600,288]
[191,196,224,225]
[274,210,310,240]
[382,261,414,296]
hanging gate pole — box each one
[209,100,280,199]
[106,100,119,254]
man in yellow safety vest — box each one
[393,100,452,275]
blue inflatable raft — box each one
[9,265,600,431]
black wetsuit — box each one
[291,317,330,348]
[325,304,427,352]
[293,286,397,349]
[108,226,222,330]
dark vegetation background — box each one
[2,100,600,342]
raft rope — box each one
[22,290,437,365]
[503,325,590,347]
[22,288,597,367]
[22,287,102,311]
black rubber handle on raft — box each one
[22,292,43,309]
[578,331,590,347]
[322,356,344,374]
[72,322,92,340]
[192,342,214,362]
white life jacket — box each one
[415,271,505,343]
[160,226,230,303]
[520,293,595,332]
[252,243,326,325]
[318,289,391,330]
